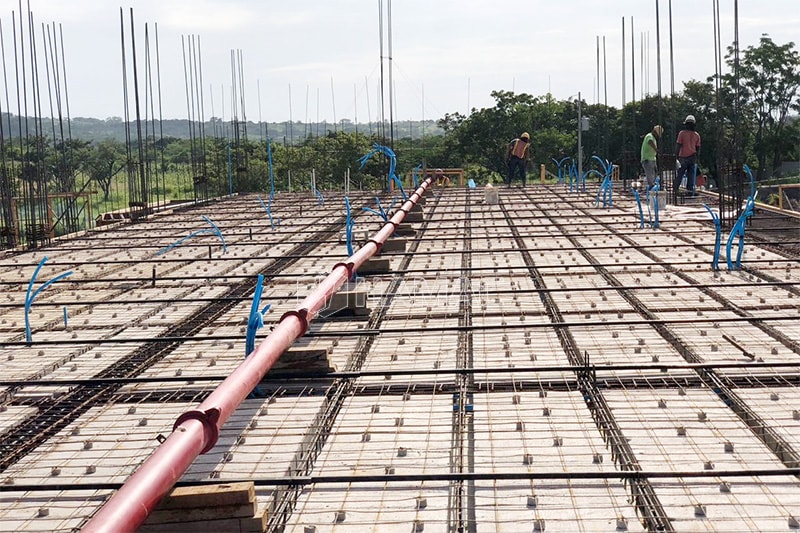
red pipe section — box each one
[83,178,433,533]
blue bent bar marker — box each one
[702,204,722,270]
[25,257,73,344]
[156,215,227,256]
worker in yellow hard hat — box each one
[505,132,531,187]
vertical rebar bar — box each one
[129,8,147,212]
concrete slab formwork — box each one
[0,186,798,532]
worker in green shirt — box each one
[640,125,663,190]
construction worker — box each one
[674,114,701,199]
[640,125,663,190]
[435,168,450,187]
[505,132,531,187]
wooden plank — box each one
[138,502,268,533]
[143,501,257,525]
[268,348,336,374]
[325,291,368,313]
[155,482,254,510]
[360,258,391,275]
[404,210,424,223]
[381,238,407,253]
[137,516,261,533]
[393,223,416,236]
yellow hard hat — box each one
[521,132,530,140]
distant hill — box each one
[1,113,443,143]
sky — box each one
[0,0,798,125]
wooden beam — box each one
[143,502,257,525]
[155,482,254,510]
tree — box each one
[84,139,126,200]
[727,35,800,180]
[49,139,90,193]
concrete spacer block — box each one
[694,504,706,517]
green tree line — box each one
[1,34,797,221]
[443,35,799,184]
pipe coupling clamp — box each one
[173,407,221,454]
